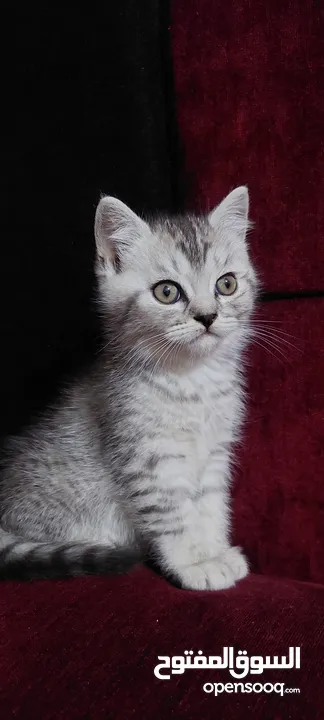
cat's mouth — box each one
[190,329,219,345]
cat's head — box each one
[94,187,258,372]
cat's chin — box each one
[137,332,221,374]
[191,331,219,351]
[180,332,221,364]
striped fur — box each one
[0,187,258,588]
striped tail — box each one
[0,528,141,581]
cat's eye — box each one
[152,281,182,305]
[215,273,237,296]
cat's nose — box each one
[194,313,217,329]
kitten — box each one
[0,186,258,589]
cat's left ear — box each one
[208,186,250,243]
[94,196,149,271]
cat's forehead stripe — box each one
[154,215,208,268]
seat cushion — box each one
[1,568,323,719]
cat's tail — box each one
[0,528,141,581]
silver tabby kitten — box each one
[0,186,258,589]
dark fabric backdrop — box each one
[1,2,183,438]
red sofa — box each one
[1,1,323,718]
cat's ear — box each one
[208,186,250,243]
[95,196,149,270]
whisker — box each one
[251,338,287,364]
[248,323,300,342]
[253,335,291,361]
[250,329,302,353]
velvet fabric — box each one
[170,0,324,716]
[233,298,324,584]
[1,569,323,719]
[171,0,324,294]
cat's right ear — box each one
[94,196,149,272]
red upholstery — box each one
[169,0,324,715]
[171,0,324,292]
[1,569,323,719]
[233,298,324,584]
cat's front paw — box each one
[177,546,249,591]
